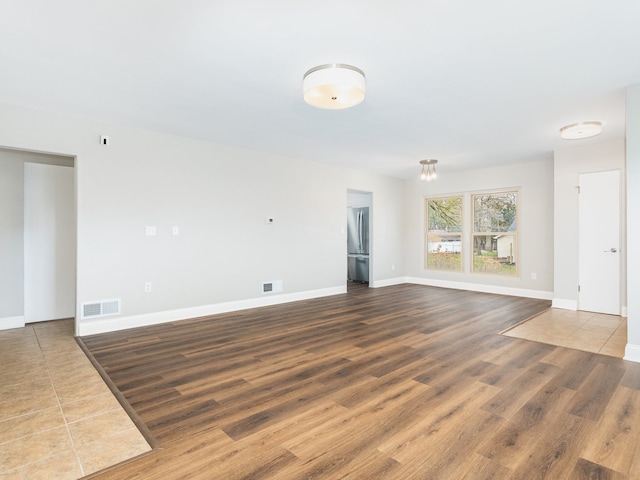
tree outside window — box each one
[425,196,463,271]
[472,191,518,276]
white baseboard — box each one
[551,299,628,316]
[405,277,553,300]
[551,298,578,311]
[624,344,640,363]
[78,285,346,336]
[0,315,25,331]
[369,277,407,288]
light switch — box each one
[172,226,180,236]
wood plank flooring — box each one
[79,284,640,479]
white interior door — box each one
[578,170,620,315]
[24,163,76,323]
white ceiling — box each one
[2,1,639,179]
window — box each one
[472,191,518,276]
[425,196,463,271]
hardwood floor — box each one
[79,284,640,479]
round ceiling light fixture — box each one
[559,121,603,140]
[303,64,365,109]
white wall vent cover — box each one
[262,280,283,294]
[81,299,121,319]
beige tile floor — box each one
[502,308,627,358]
[0,319,151,479]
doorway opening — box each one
[347,189,372,289]
[0,147,76,332]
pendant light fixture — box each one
[420,159,438,182]
[559,121,602,140]
[303,64,366,109]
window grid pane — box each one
[425,197,463,271]
[471,191,518,276]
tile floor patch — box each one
[1,449,84,480]
[0,408,66,444]
[60,392,124,424]
[78,427,151,475]
[0,320,151,478]
[0,426,73,472]
[503,309,626,358]
[0,378,60,422]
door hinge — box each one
[576,186,580,194]
[578,285,581,292]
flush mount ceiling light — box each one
[420,159,438,182]
[559,121,603,140]
[303,64,365,109]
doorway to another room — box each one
[0,148,76,332]
[347,190,372,290]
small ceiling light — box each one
[559,121,602,140]
[303,64,365,109]
[420,159,438,182]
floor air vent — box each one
[81,299,121,319]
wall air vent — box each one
[262,280,283,294]
[81,299,121,319]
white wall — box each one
[0,153,24,328]
[403,158,554,298]
[553,139,626,311]
[0,102,405,335]
[626,85,640,361]
[24,163,75,322]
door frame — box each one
[347,189,372,287]
[0,146,76,332]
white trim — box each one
[405,277,553,300]
[78,286,346,336]
[624,344,640,363]
[551,298,578,311]
[76,278,562,336]
[369,277,407,288]
[551,298,628,316]
[0,315,25,331]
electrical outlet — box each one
[145,226,156,236]
[531,273,537,280]
[145,282,152,292]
